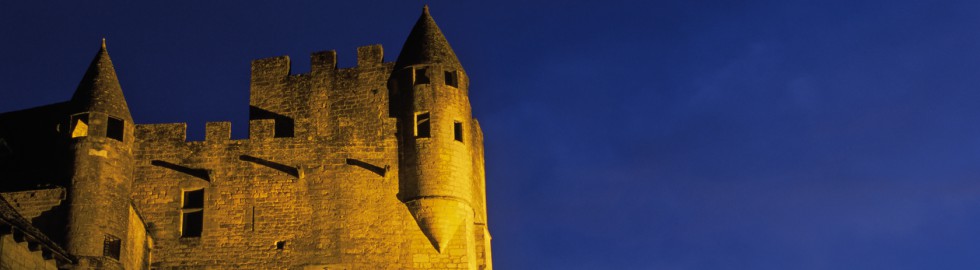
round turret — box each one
[392,6,476,253]
[64,40,135,268]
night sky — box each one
[2,1,980,269]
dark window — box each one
[415,68,429,85]
[183,189,204,209]
[107,116,124,141]
[181,211,203,238]
[273,117,294,138]
[70,114,89,138]
[276,241,286,250]
[445,70,458,87]
[103,234,121,260]
[415,112,430,138]
[454,121,463,142]
[181,189,204,238]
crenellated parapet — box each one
[0,6,491,270]
[135,123,187,144]
[248,44,394,142]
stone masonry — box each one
[0,6,491,269]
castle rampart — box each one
[0,6,491,269]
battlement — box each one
[136,123,187,143]
[250,44,385,82]
[136,120,311,144]
[0,8,493,269]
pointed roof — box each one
[70,39,132,121]
[394,6,464,71]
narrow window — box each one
[107,116,124,142]
[415,112,430,138]
[454,121,463,142]
[445,70,458,87]
[103,234,121,260]
[415,68,429,85]
[181,189,204,238]
[70,114,89,138]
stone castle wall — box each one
[130,46,489,269]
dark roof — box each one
[70,40,132,121]
[394,6,464,72]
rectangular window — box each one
[70,114,89,138]
[103,234,121,260]
[183,189,204,209]
[107,116,124,142]
[415,112,430,138]
[181,211,203,238]
[445,70,458,87]
[181,189,204,238]
[454,121,463,142]
[415,68,429,85]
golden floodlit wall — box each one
[0,7,490,270]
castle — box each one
[0,7,492,269]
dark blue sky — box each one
[3,1,980,269]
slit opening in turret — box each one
[415,112,430,138]
[70,113,89,138]
[107,116,124,141]
[103,234,121,260]
[414,68,430,85]
[454,121,463,142]
[445,70,458,88]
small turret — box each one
[393,6,477,255]
[70,38,132,123]
[394,6,464,73]
[64,40,136,269]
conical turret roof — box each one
[70,39,132,121]
[395,6,464,71]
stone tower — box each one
[0,6,491,270]
[65,40,136,269]
[392,6,487,260]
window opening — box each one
[454,121,463,142]
[445,70,458,87]
[415,112,430,138]
[103,234,121,260]
[415,68,429,85]
[181,189,205,237]
[107,116,124,142]
[276,241,286,250]
[71,114,89,138]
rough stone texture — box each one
[0,234,59,270]
[124,206,151,270]
[1,188,66,221]
[0,192,73,269]
[0,7,490,270]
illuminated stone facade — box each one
[0,7,491,269]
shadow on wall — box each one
[150,160,211,181]
[345,158,388,177]
[249,106,294,138]
[239,155,300,178]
